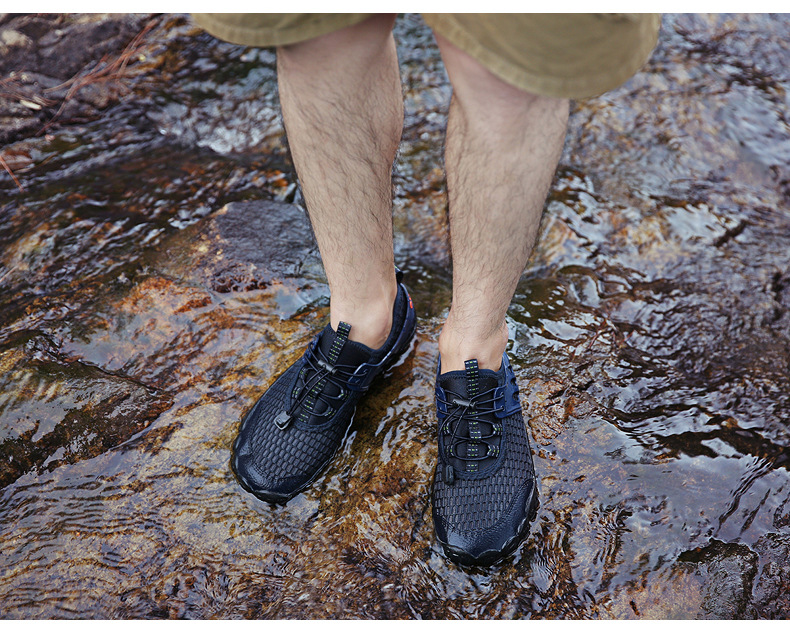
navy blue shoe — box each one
[432,353,538,566]
[232,271,416,504]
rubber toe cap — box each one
[232,451,304,504]
[434,480,538,567]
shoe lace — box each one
[437,384,505,465]
[277,341,358,427]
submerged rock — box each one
[0,342,171,488]
[749,532,790,618]
[679,540,758,619]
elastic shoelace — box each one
[437,385,505,463]
[288,342,358,422]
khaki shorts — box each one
[192,13,660,99]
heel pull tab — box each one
[464,359,479,398]
[327,321,351,365]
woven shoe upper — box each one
[234,360,363,498]
[432,353,537,565]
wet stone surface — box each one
[1,12,790,619]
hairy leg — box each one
[277,14,402,349]
[435,34,570,373]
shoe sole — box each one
[232,325,417,505]
[438,482,540,568]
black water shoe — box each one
[232,271,416,504]
[432,353,539,566]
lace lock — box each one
[452,398,475,408]
[274,410,293,430]
[316,358,337,375]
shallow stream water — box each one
[1,13,789,618]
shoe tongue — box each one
[316,321,373,368]
[438,359,500,398]
[297,321,373,426]
[438,358,503,475]
[294,283,407,427]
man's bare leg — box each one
[429,35,569,567]
[435,35,569,373]
[231,16,413,505]
[277,14,401,349]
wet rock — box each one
[0,13,155,145]
[14,14,152,80]
[678,540,758,618]
[668,534,790,619]
[0,28,30,48]
[749,532,790,618]
[0,342,172,488]
[142,32,283,156]
[200,200,321,290]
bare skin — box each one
[277,16,569,371]
[277,14,401,350]
[434,34,569,372]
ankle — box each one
[438,320,508,374]
[330,278,397,350]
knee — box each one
[278,14,396,64]
[436,32,568,121]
